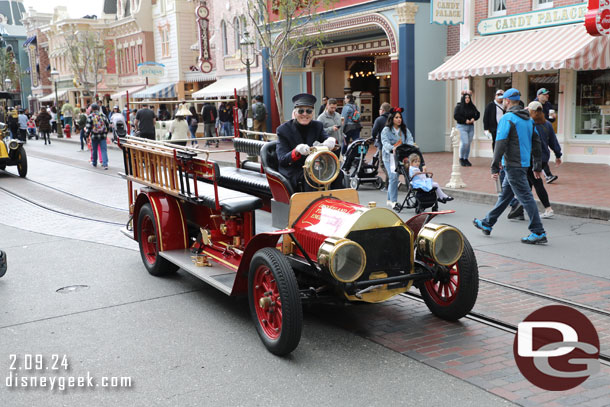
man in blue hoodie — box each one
[473,88,547,244]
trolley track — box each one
[401,291,610,367]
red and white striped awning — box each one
[429,24,610,81]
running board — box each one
[159,249,236,295]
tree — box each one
[62,29,107,99]
[245,0,336,123]
[0,47,20,92]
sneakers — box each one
[546,175,558,184]
[464,159,472,167]
[439,196,454,204]
[540,209,554,219]
[507,203,524,220]
[387,200,397,208]
[459,158,467,167]
[473,218,492,235]
[521,233,548,244]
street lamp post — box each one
[51,69,62,137]
[239,31,255,131]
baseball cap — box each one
[496,89,504,98]
[537,88,550,96]
[503,88,521,101]
[527,101,543,111]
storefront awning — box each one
[110,86,145,100]
[184,70,216,83]
[39,90,68,102]
[192,73,263,98]
[131,82,177,99]
[429,24,610,81]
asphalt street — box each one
[1,138,609,405]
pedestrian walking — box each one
[17,109,28,143]
[201,101,217,147]
[168,104,191,146]
[381,107,414,210]
[341,94,362,154]
[7,108,18,139]
[61,102,74,133]
[77,108,88,151]
[534,88,560,183]
[50,106,58,135]
[483,89,505,151]
[473,88,547,245]
[188,105,199,147]
[134,105,156,140]
[27,116,37,140]
[218,101,233,142]
[36,107,52,145]
[453,90,480,166]
[371,102,392,190]
[316,98,343,150]
[318,96,328,116]
[252,95,267,134]
[86,104,111,170]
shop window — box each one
[533,0,553,10]
[158,25,170,58]
[575,70,610,140]
[489,0,506,17]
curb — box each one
[445,188,610,221]
[48,135,610,221]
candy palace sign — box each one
[478,3,587,35]
[431,0,464,25]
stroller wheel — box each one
[415,206,422,214]
[374,176,384,190]
[350,177,360,190]
[406,192,418,209]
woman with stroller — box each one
[406,154,453,204]
[381,108,414,209]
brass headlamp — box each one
[318,237,366,283]
[303,146,340,190]
[416,223,464,266]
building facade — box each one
[430,0,610,165]
[22,8,52,113]
[0,0,31,108]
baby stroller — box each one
[393,144,438,214]
[113,121,127,144]
[341,138,383,190]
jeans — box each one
[80,128,87,150]
[456,123,474,160]
[220,121,233,138]
[188,125,198,145]
[382,150,398,203]
[91,136,108,167]
[481,166,545,235]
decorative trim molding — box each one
[306,39,390,67]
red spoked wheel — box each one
[248,248,302,356]
[137,203,178,276]
[420,236,478,321]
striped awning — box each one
[39,90,68,102]
[192,73,263,98]
[429,24,610,81]
[131,82,177,99]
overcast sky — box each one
[23,0,103,19]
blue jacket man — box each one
[474,88,547,245]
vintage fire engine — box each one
[119,123,478,356]
[0,123,27,177]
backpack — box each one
[254,103,266,121]
[91,112,107,134]
[349,104,361,123]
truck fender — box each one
[405,210,455,235]
[133,189,188,251]
[231,229,295,296]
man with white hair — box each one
[276,93,341,191]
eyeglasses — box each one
[297,108,313,115]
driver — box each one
[276,93,342,191]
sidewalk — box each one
[50,133,610,220]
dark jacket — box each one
[483,100,505,134]
[534,121,562,163]
[492,106,541,174]
[534,97,556,123]
[453,95,480,125]
[218,104,233,122]
[276,119,329,189]
[201,103,217,124]
[36,111,52,133]
[372,112,391,142]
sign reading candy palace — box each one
[585,0,610,36]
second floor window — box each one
[159,25,170,58]
[221,20,228,56]
[490,0,506,16]
[234,17,240,54]
[534,0,553,10]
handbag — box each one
[344,122,362,133]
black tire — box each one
[420,235,478,321]
[374,176,384,189]
[137,203,178,276]
[350,177,359,190]
[405,191,417,209]
[0,163,5,171]
[0,250,7,278]
[16,147,27,178]
[248,248,302,356]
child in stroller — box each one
[394,145,453,213]
[341,138,384,190]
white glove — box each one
[322,137,336,149]
[295,144,310,156]
[484,130,491,139]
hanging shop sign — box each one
[28,45,38,88]
[478,3,587,35]
[196,5,213,73]
[431,0,464,25]
[137,61,165,78]
[585,0,610,36]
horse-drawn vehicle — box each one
[119,106,478,356]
